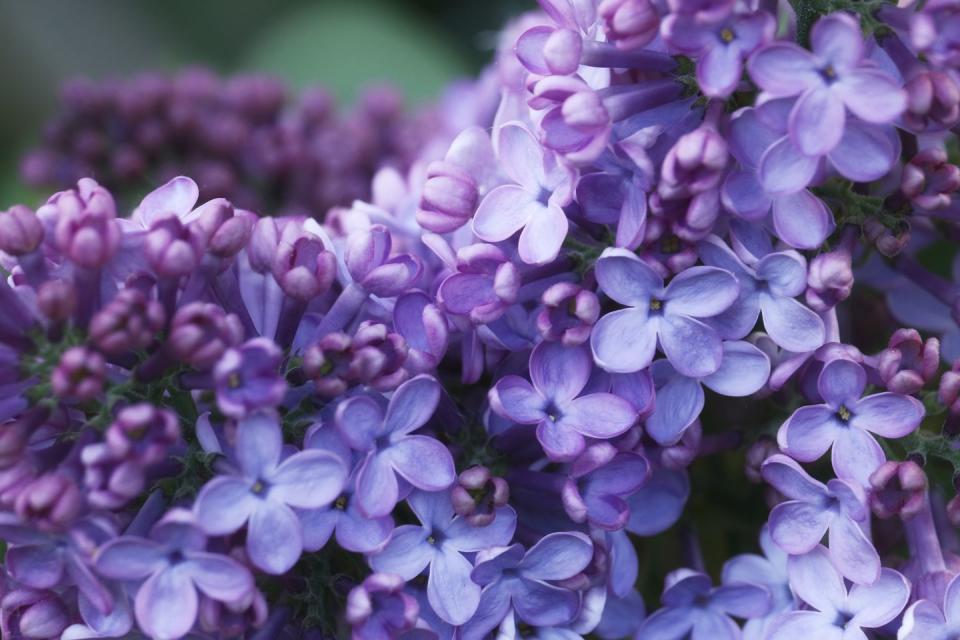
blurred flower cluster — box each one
[4,0,960,639]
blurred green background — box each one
[0,0,526,203]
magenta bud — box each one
[0,205,44,256]
[303,332,353,397]
[89,288,166,355]
[864,218,910,257]
[659,124,728,200]
[14,472,83,532]
[105,403,180,465]
[248,218,280,273]
[48,178,120,268]
[904,69,960,132]
[416,161,479,233]
[901,148,960,210]
[346,573,418,634]
[36,280,77,322]
[806,249,854,312]
[537,282,600,345]
[272,236,336,301]
[869,460,927,519]
[877,329,940,394]
[599,0,659,50]
[2,589,70,639]
[51,346,105,401]
[450,465,510,527]
[744,437,779,484]
[168,302,244,370]
[145,216,206,278]
[192,199,254,258]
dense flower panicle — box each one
[3,0,960,638]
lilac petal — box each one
[531,342,592,404]
[386,435,456,491]
[355,452,400,518]
[777,405,838,462]
[496,122,547,191]
[647,367,704,445]
[659,314,723,378]
[516,26,553,75]
[707,294,761,340]
[439,273,497,315]
[702,340,770,397]
[771,190,834,250]
[591,309,658,373]
[786,546,844,614]
[747,43,820,96]
[595,248,663,306]
[610,369,655,417]
[585,493,631,529]
[66,554,113,615]
[134,566,197,640]
[521,531,593,581]
[847,568,909,627]
[616,183,648,249]
[562,393,636,438]
[831,427,885,488]
[945,573,960,625]
[692,610,741,640]
[761,455,829,502]
[473,185,536,242]
[298,508,337,552]
[697,235,751,279]
[789,88,845,156]
[729,107,783,168]
[626,469,690,536]
[835,70,907,123]
[828,120,897,182]
[133,176,199,226]
[596,589,645,639]
[811,13,863,71]
[608,531,639,598]
[768,611,843,640]
[235,411,282,478]
[248,501,303,574]
[759,137,820,194]
[429,546,482,625]
[712,583,772,618]
[664,266,740,317]
[94,537,166,581]
[6,544,64,588]
[756,252,807,297]
[818,359,866,408]
[723,169,773,220]
[407,488,454,528]
[588,454,649,496]
[268,450,346,509]
[518,203,568,265]
[335,396,385,451]
[338,506,393,553]
[769,501,831,554]
[446,506,517,552]
[491,376,547,423]
[662,14,712,52]
[899,600,946,640]
[636,607,694,639]
[370,526,433,579]
[385,375,441,436]
[698,44,743,98]
[537,420,587,461]
[193,477,258,536]
[185,552,253,604]
[828,515,881,584]
[462,583,512,639]
[760,295,826,353]
[513,579,582,627]
[851,393,924,438]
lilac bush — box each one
[5,0,960,638]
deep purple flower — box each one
[472,122,575,265]
[51,347,106,402]
[1,587,70,639]
[722,525,793,640]
[437,243,519,324]
[95,509,254,640]
[901,148,960,210]
[761,454,879,584]
[561,443,649,529]
[145,216,206,279]
[346,573,419,640]
[88,288,165,355]
[334,375,454,518]
[271,235,337,301]
[370,489,516,625]
[748,13,906,156]
[637,568,771,640]
[537,282,600,346]
[767,546,908,640]
[868,459,927,519]
[345,224,422,297]
[0,205,44,256]
[777,358,924,486]
[451,466,510,527]
[193,411,346,573]
[45,178,120,269]
[591,247,739,375]
[877,328,940,394]
[167,302,244,371]
[489,341,636,460]
[213,337,287,418]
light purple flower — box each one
[767,546,909,640]
[761,454,879,584]
[334,375,455,518]
[900,571,960,639]
[212,337,288,418]
[637,568,771,640]
[370,489,517,625]
[748,13,907,156]
[393,292,449,373]
[472,122,575,265]
[95,509,254,640]
[436,243,520,325]
[489,341,637,461]
[346,573,419,640]
[777,358,924,487]
[590,247,739,376]
[193,411,346,573]
[561,442,649,529]
[345,224,422,297]
[722,525,793,640]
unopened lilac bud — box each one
[869,460,927,519]
[2,589,70,639]
[0,420,31,469]
[745,437,779,483]
[451,465,510,527]
[0,205,44,256]
[303,332,354,397]
[346,573,418,635]
[948,494,960,528]
[350,321,409,392]
[437,244,520,324]
[939,360,960,413]
[903,69,960,132]
[36,280,76,322]
[145,216,206,278]
[248,218,279,273]
[345,225,421,297]
[659,421,702,469]
[272,236,336,301]
[876,329,940,394]
[806,249,854,312]
[14,472,83,532]
[49,178,120,268]
[599,0,659,50]
[416,161,478,233]
[659,125,728,200]
[105,403,180,466]
[89,288,165,355]
[537,282,600,345]
[864,218,910,257]
[168,302,244,370]
[901,148,960,210]
[517,26,583,76]
[192,199,254,258]
[51,346,105,401]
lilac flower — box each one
[561,442,649,529]
[345,224,422,297]
[637,568,771,640]
[88,288,165,355]
[450,465,510,527]
[346,573,419,640]
[761,454,879,584]
[46,178,120,269]
[212,337,288,418]
[900,571,960,639]
[51,346,105,401]
[334,374,455,518]
[663,10,775,98]
[722,526,793,640]
[777,358,924,487]
[95,509,254,640]
[193,411,346,573]
[699,235,825,352]
[748,13,907,156]
[436,243,519,324]
[462,532,594,638]
[370,489,516,625]
[590,247,739,376]
[626,468,690,537]
[167,302,244,371]
[536,282,600,346]
[472,122,575,265]
[1,587,70,639]
[767,545,909,640]
[393,292,449,373]
[489,341,636,461]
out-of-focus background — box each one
[0,0,525,203]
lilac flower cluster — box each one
[4,0,960,638]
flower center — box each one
[228,372,242,389]
[837,405,852,422]
[821,64,838,83]
[720,28,735,43]
[649,298,663,312]
[334,495,347,510]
